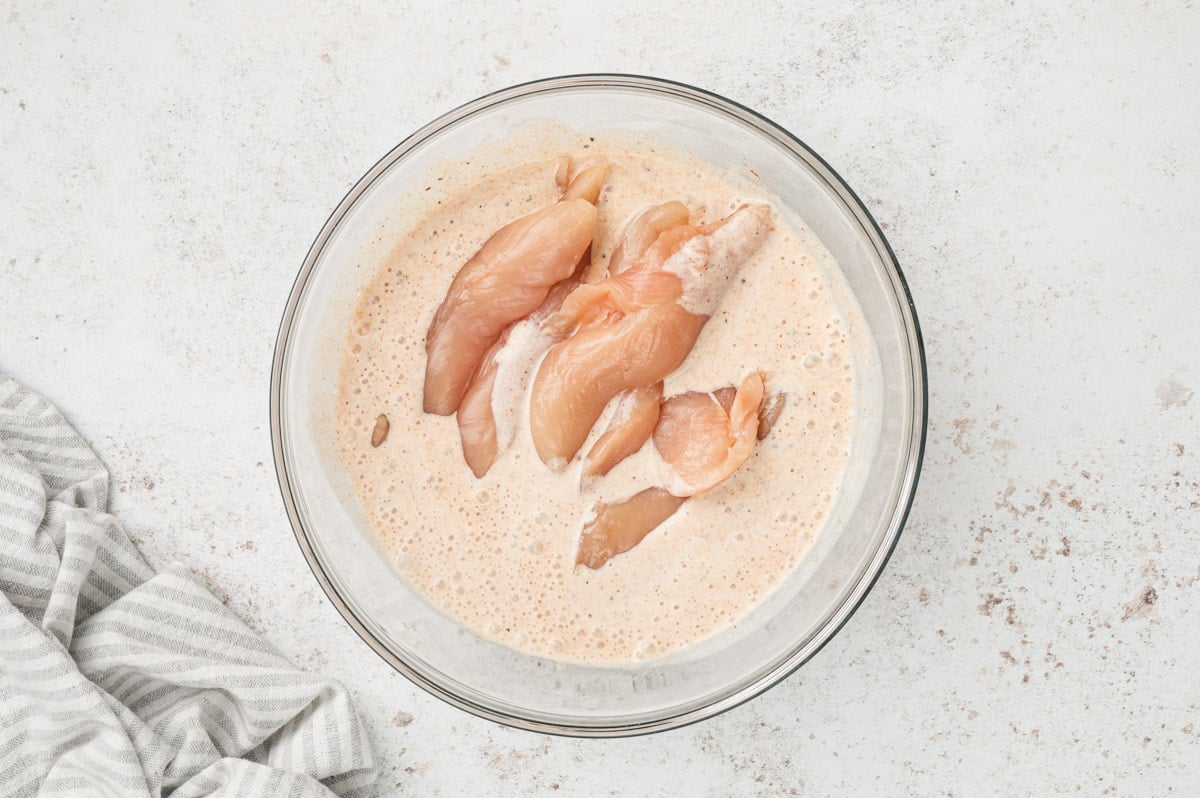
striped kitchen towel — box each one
[0,376,378,797]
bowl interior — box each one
[273,76,924,735]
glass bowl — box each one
[270,74,926,736]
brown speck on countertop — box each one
[979,594,1004,616]
[1122,587,1159,621]
[995,481,1034,518]
[392,710,413,727]
[917,587,930,604]
[1057,537,1071,556]
[952,417,976,453]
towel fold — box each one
[0,376,378,797]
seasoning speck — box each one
[371,414,390,447]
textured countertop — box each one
[3,2,1198,794]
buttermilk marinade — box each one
[337,130,866,664]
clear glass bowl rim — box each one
[270,73,928,737]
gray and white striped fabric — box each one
[0,376,378,797]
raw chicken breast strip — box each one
[581,382,663,479]
[653,370,765,496]
[576,488,686,569]
[422,164,608,415]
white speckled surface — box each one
[3,2,1198,794]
